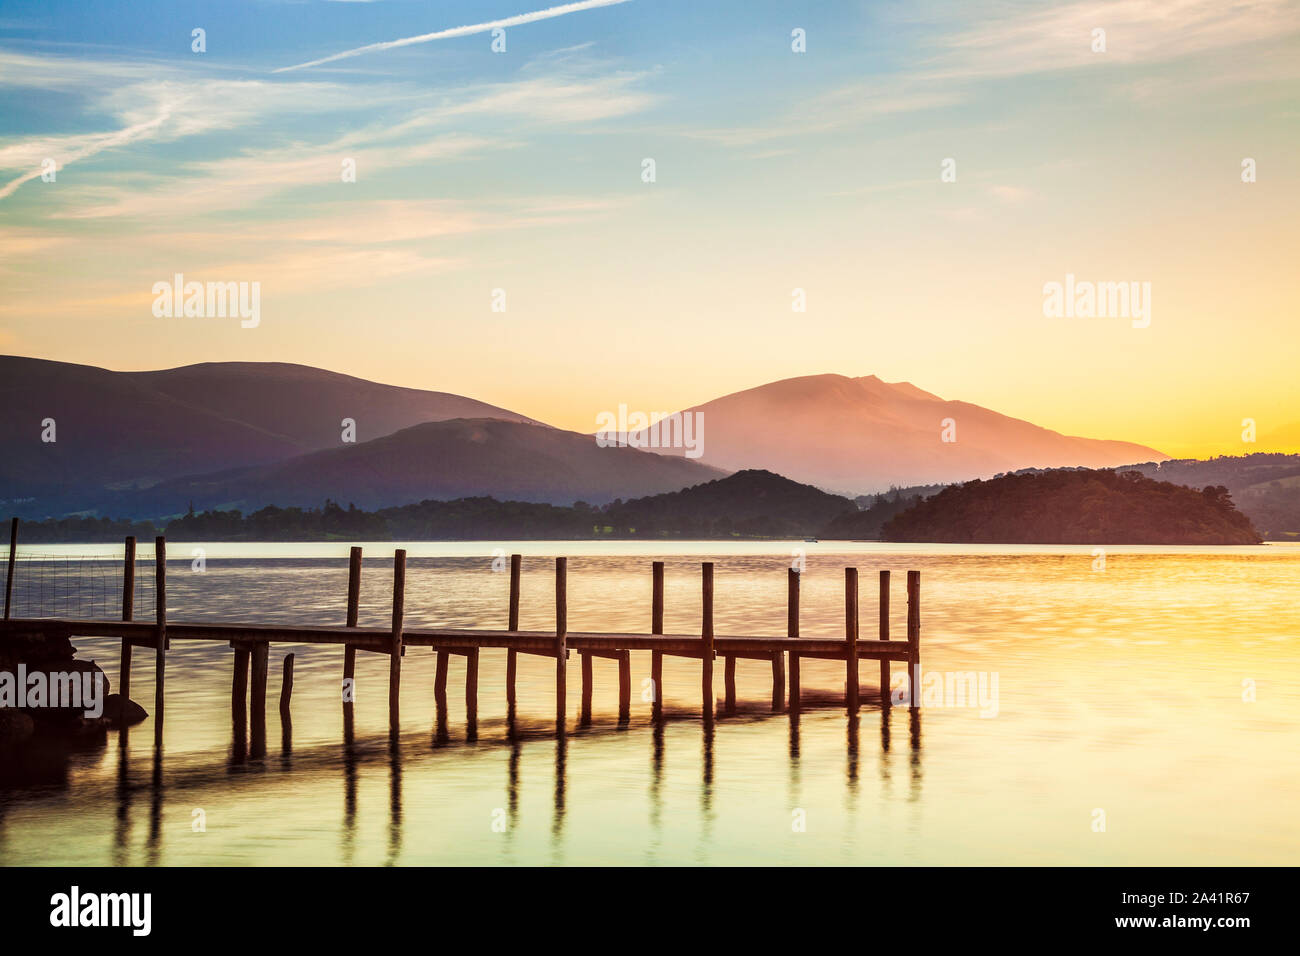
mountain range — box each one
[2,355,1168,520]
[628,373,1165,493]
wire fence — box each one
[3,552,156,620]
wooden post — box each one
[153,536,166,747]
[343,546,361,707]
[280,654,295,721]
[119,536,136,702]
[250,642,269,752]
[845,567,859,713]
[555,557,567,728]
[434,651,449,729]
[580,652,593,724]
[465,647,479,741]
[506,553,520,709]
[651,561,664,719]
[618,650,631,723]
[701,562,714,721]
[788,568,801,714]
[879,570,891,707]
[907,570,921,709]
[389,549,406,732]
[3,517,16,620]
[232,644,250,726]
[724,655,737,715]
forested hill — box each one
[881,470,1262,544]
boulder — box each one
[102,694,148,728]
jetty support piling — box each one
[119,535,136,702]
[342,546,362,711]
[907,570,921,710]
[388,549,406,733]
[555,557,568,729]
[880,570,891,707]
[787,568,801,715]
[0,528,924,738]
[701,562,714,722]
[846,567,859,713]
[3,517,16,620]
[153,536,167,747]
[651,561,664,719]
[280,653,295,722]
[506,553,521,710]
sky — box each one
[0,0,1297,458]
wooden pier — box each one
[1,523,922,740]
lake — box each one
[2,541,1297,865]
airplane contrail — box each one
[274,0,632,73]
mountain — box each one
[0,356,539,517]
[109,418,727,516]
[627,373,1165,494]
[603,469,855,537]
[881,469,1261,545]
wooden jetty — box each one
[1,521,922,740]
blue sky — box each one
[1,1,1298,454]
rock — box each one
[102,694,148,728]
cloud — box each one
[0,53,385,202]
[275,0,633,73]
[920,0,1300,81]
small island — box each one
[880,469,1262,545]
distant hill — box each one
[603,469,855,537]
[627,373,1165,494]
[108,418,726,515]
[881,470,1262,545]
[821,492,927,540]
[14,469,851,541]
[0,356,539,518]
[1119,454,1300,540]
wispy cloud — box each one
[275,0,633,73]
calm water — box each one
[2,541,1298,866]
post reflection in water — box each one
[113,728,132,867]
[551,733,567,865]
[387,732,402,865]
[76,681,925,868]
[146,744,162,866]
[341,738,358,865]
[648,721,664,865]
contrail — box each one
[274,0,632,73]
